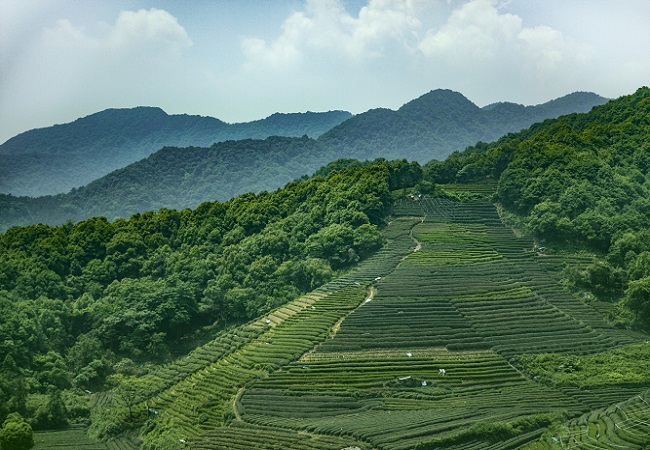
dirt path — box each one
[330,286,376,335]
[394,221,422,273]
[413,217,424,252]
[233,387,245,421]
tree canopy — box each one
[0,160,419,429]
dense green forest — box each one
[425,86,650,327]
[0,160,422,437]
[0,90,606,231]
[0,108,351,197]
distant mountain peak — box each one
[399,89,479,117]
[535,91,609,112]
[319,88,608,162]
[82,105,168,120]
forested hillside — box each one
[0,108,351,197]
[425,86,650,328]
[0,137,337,230]
[0,90,606,231]
[319,89,607,162]
[0,161,425,440]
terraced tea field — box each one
[106,217,419,448]
[103,197,649,449]
[33,426,107,450]
[522,390,650,449]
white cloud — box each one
[37,8,193,93]
[109,8,192,52]
[43,8,192,55]
[418,0,594,87]
[241,0,434,70]
[240,0,596,106]
[419,0,522,62]
[517,25,581,77]
[0,7,194,144]
[345,0,423,58]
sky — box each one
[1,0,649,144]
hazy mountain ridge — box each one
[0,136,335,229]
[319,89,608,161]
[0,89,608,230]
[0,108,352,197]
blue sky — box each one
[1,0,649,144]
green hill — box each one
[3,89,650,449]
[0,162,405,439]
[0,107,351,197]
[108,190,647,450]
[0,136,338,230]
[2,160,650,448]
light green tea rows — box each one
[105,199,650,449]
[129,218,421,447]
[234,199,648,449]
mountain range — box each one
[0,108,352,197]
[0,89,608,230]
[319,89,607,161]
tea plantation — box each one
[77,194,650,449]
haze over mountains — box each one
[320,89,607,162]
[0,108,352,197]
[0,89,608,230]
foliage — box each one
[516,343,650,388]
[0,413,34,450]
[0,161,416,428]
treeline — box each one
[0,160,421,431]
[424,86,650,327]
